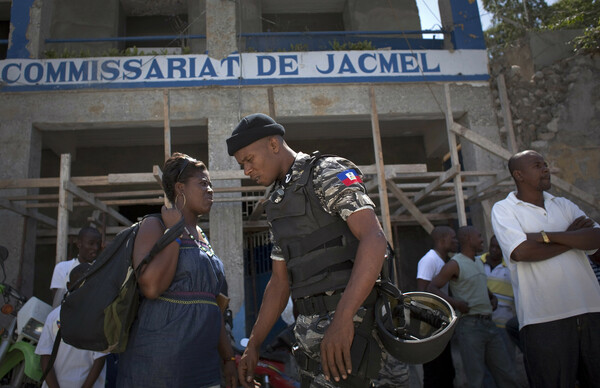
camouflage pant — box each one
[294,309,409,388]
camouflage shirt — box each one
[270,152,375,261]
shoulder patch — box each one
[336,169,363,186]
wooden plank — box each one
[71,176,110,186]
[154,164,167,206]
[390,213,463,223]
[209,170,247,180]
[96,190,164,198]
[107,173,158,185]
[451,122,513,160]
[445,126,600,212]
[268,87,276,118]
[56,154,71,265]
[468,171,511,201]
[0,177,59,189]
[417,196,456,213]
[497,74,518,153]
[412,164,460,205]
[386,179,434,233]
[444,84,467,226]
[152,165,163,186]
[0,198,57,227]
[359,164,427,175]
[0,193,59,201]
[163,89,171,162]
[551,176,600,210]
[64,181,133,226]
[369,86,393,246]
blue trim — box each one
[7,0,36,59]
[0,74,489,92]
[448,0,486,50]
[240,30,446,37]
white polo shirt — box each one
[417,249,449,294]
[35,307,106,388]
[491,191,600,329]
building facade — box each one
[0,0,501,331]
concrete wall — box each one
[0,120,41,326]
[490,51,600,222]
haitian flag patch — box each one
[336,169,363,186]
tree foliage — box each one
[483,0,600,54]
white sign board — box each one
[0,50,489,91]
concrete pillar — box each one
[208,116,244,317]
[46,0,121,56]
[206,0,237,60]
[187,0,207,54]
[452,84,504,245]
[343,0,421,31]
[0,120,42,303]
[7,0,53,58]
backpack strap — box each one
[40,327,62,384]
[134,216,185,278]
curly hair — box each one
[162,152,207,204]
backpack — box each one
[59,214,184,353]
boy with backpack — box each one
[36,263,107,388]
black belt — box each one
[463,313,492,320]
[295,288,378,316]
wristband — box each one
[223,356,236,362]
[540,231,550,244]
[175,238,182,245]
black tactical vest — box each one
[264,153,360,299]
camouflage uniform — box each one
[269,153,408,387]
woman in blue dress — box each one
[117,153,237,388]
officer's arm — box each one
[246,260,290,350]
[239,260,290,387]
[321,208,386,382]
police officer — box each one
[228,113,391,388]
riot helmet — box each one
[375,290,457,364]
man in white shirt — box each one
[416,226,458,388]
[491,150,600,388]
[50,226,101,306]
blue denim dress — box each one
[117,237,225,388]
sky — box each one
[415,0,559,38]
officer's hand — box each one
[320,317,353,383]
[238,345,259,388]
[160,205,182,229]
[455,300,470,314]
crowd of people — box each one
[36,115,600,388]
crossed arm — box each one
[511,216,600,262]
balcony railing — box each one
[44,30,446,54]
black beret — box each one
[226,113,285,156]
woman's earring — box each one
[175,192,186,212]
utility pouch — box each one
[350,329,382,380]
